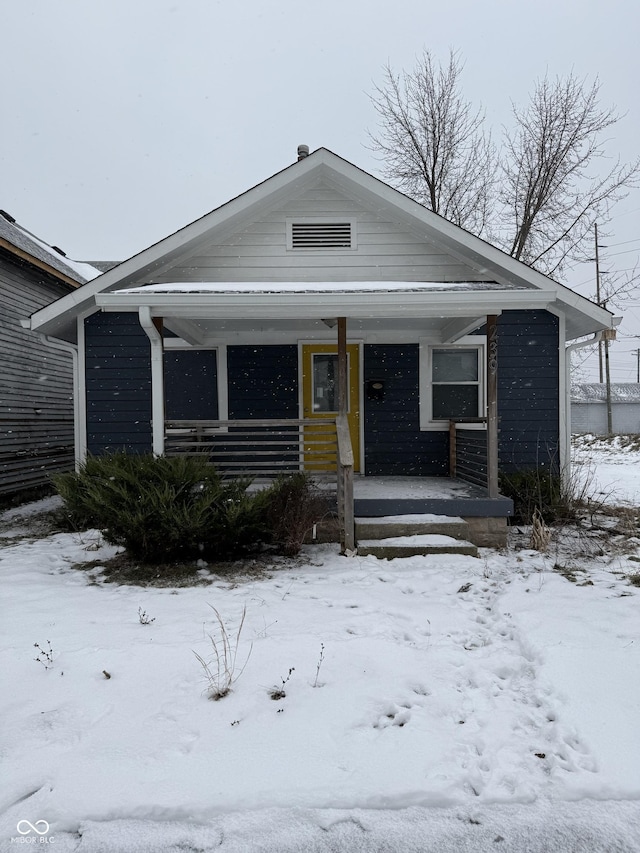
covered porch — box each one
[94,282,542,551]
[163,408,512,550]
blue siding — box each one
[165,350,218,420]
[227,346,298,418]
[497,310,559,472]
[85,312,152,454]
[83,312,559,476]
[364,345,448,476]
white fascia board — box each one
[317,150,614,329]
[29,156,327,337]
[95,288,555,320]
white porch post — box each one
[486,314,499,497]
[139,307,165,456]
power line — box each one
[604,237,640,248]
[602,247,640,257]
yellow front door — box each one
[302,344,361,472]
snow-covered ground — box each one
[1,443,639,852]
[572,433,640,508]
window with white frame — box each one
[419,339,485,428]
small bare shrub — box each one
[529,508,551,552]
[269,667,295,700]
[138,607,155,625]
[313,643,325,688]
[33,640,55,670]
[194,605,252,700]
[264,474,331,556]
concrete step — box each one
[355,513,470,542]
[357,534,478,559]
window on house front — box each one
[432,348,480,419]
[419,339,485,428]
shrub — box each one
[499,468,573,525]
[53,453,268,563]
[262,473,331,556]
[53,454,326,563]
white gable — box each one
[29,148,614,343]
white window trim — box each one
[419,336,486,430]
[285,217,357,251]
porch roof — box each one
[95,280,556,329]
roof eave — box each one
[95,288,556,320]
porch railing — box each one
[165,417,355,552]
[165,419,338,477]
[336,414,354,552]
[448,418,491,491]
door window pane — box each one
[312,354,337,412]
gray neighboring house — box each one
[0,210,102,497]
[571,383,640,435]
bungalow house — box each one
[0,210,101,498]
[27,147,615,549]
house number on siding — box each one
[488,325,498,376]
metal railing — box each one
[448,418,491,491]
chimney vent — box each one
[297,144,310,161]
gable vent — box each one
[290,221,353,250]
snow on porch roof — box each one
[114,280,528,295]
[98,280,555,322]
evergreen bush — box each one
[53,453,268,562]
[53,454,327,563]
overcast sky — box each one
[3,0,639,381]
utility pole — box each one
[595,224,613,436]
[636,348,640,384]
[595,224,603,383]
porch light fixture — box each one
[322,318,338,328]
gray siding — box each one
[85,312,152,454]
[0,251,75,495]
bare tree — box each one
[368,50,496,235]
[500,74,639,277]
[369,56,639,279]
